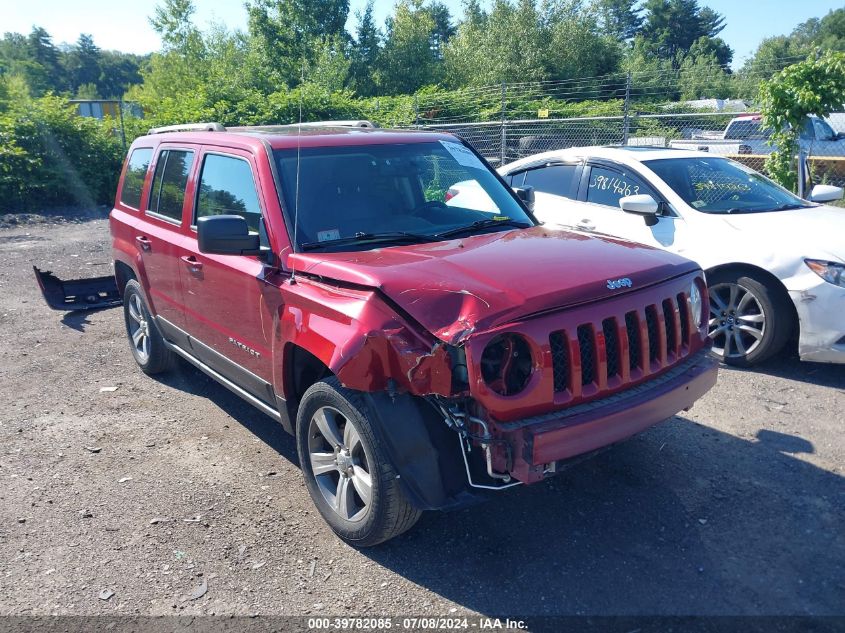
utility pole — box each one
[500,82,507,166]
[622,72,632,146]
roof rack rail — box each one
[299,120,377,128]
[229,120,378,132]
[147,122,226,135]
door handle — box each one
[576,220,595,231]
[181,255,203,272]
[135,235,152,251]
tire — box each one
[122,279,175,375]
[707,269,793,367]
[296,377,421,546]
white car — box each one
[493,147,845,366]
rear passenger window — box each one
[120,148,153,209]
[147,150,194,222]
[195,154,262,232]
[521,164,577,198]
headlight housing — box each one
[805,259,845,288]
[689,280,705,329]
[480,333,533,396]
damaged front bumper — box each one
[790,280,845,364]
[33,266,122,311]
[473,349,718,485]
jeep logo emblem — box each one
[606,278,633,290]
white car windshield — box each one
[643,157,813,214]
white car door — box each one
[506,162,583,227]
[576,162,683,250]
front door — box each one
[179,149,277,404]
[577,163,682,249]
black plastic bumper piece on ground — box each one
[33,266,122,311]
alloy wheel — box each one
[307,406,372,522]
[708,282,766,360]
[127,293,151,362]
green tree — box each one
[378,0,441,94]
[444,0,548,86]
[759,52,845,190]
[97,51,145,99]
[591,0,642,41]
[310,35,351,92]
[546,0,622,81]
[639,0,731,67]
[149,0,205,54]
[64,34,102,94]
[426,1,456,59]
[349,1,381,96]
[246,0,350,87]
[740,8,845,100]
[27,27,65,91]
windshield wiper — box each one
[435,218,531,239]
[300,231,437,251]
[765,203,812,211]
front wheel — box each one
[707,270,792,367]
[296,377,421,546]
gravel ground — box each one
[0,219,843,618]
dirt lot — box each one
[0,218,843,618]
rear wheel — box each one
[123,280,175,374]
[707,270,792,367]
[296,377,421,546]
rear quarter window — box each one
[120,148,153,209]
[520,164,577,198]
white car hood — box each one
[716,205,844,263]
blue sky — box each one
[3,0,841,68]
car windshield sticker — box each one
[317,229,341,242]
[439,141,486,170]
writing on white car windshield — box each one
[274,141,532,251]
[644,157,814,214]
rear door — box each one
[506,161,582,227]
[136,144,198,329]
[179,148,276,404]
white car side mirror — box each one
[809,184,844,203]
[620,194,660,226]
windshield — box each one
[643,156,813,214]
[274,141,533,251]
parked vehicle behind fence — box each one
[36,124,717,545]
[669,114,845,156]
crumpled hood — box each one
[289,226,699,344]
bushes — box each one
[0,95,125,212]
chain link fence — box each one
[406,62,845,189]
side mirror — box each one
[620,194,660,226]
[197,215,261,255]
[513,186,535,212]
[809,184,844,203]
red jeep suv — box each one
[96,122,715,545]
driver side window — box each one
[585,166,655,209]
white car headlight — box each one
[805,259,845,288]
[689,281,704,329]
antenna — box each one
[290,62,305,284]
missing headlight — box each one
[480,333,533,396]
